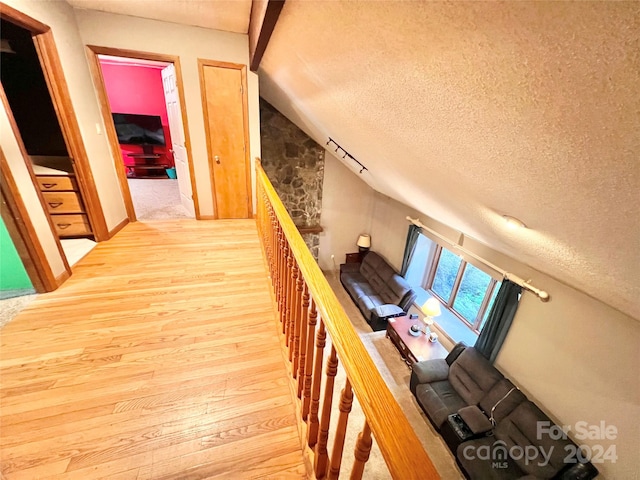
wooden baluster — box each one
[328,378,354,479]
[350,421,372,480]
[284,244,294,346]
[270,209,277,284]
[297,283,311,399]
[307,305,324,445]
[270,209,278,288]
[276,226,284,322]
[288,261,300,361]
[291,267,305,371]
[280,239,289,332]
[262,197,269,265]
[314,344,338,479]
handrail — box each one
[256,160,439,479]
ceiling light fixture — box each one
[326,137,368,174]
[503,215,526,230]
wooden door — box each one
[200,62,251,219]
[161,64,194,217]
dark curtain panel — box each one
[400,224,422,277]
[475,279,522,363]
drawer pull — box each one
[57,223,72,229]
[48,202,63,209]
[42,183,58,189]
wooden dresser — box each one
[33,165,92,238]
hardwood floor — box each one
[0,220,306,479]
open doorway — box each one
[87,47,198,222]
[1,17,97,269]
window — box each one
[405,234,501,341]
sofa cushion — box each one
[341,271,375,298]
[410,358,450,393]
[495,401,574,478]
[458,405,493,434]
[479,378,527,424]
[449,348,504,406]
[373,304,404,318]
[359,252,411,305]
[415,380,468,428]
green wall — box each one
[0,216,32,291]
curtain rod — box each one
[406,216,550,302]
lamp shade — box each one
[422,297,441,318]
[356,234,371,249]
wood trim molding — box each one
[33,31,109,241]
[0,189,44,293]
[55,268,71,287]
[249,0,286,72]
[239,65,253,217]
[87,45,178,64]
[86,45,201,220]
[198,60,217,219]
[172,57,201,219]
[108,217,129,238]
[0,1,49,33]
[297,225,323,234]
[0,148,59,292]
[0,83,72,288]
[85,47,136,222]
[255,162,440,479]
[197,59,253,219]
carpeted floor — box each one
[324,271,464,479]
[128,178,192,220]
[0,293,37,329]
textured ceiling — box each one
[258,1,640,319]
[66,0,252,33]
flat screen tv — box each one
[112,113,165,146]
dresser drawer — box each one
[51,214,91,237]
[42,192,84,214]
[37,175,77,191]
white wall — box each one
[73,9,261,218]
[357,191,639,479]
[317,152,374,272]
[3,0,127,232]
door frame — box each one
[86,45,200,220]
[198,59,252,219]
[0,184,44,293]
[0,2,112,291]
[0,146,62,292]
[0,2,109,242]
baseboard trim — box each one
[55,268,71,288]
[108,218,129,239]
[198,215,215,220]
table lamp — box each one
[421,297,441,337]
[356,234,371,253]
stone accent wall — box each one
[260,98,325,260]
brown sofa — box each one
[340,251,416,331]
[410,344,599,480]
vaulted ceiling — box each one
[65,1,639,320]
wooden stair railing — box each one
[256,159,440,480]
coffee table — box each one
[386,315,448,367]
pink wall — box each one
[99,61,173,167]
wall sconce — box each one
[356,234,371,253]
[421,297,441,341]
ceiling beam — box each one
[249,0,285,72]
